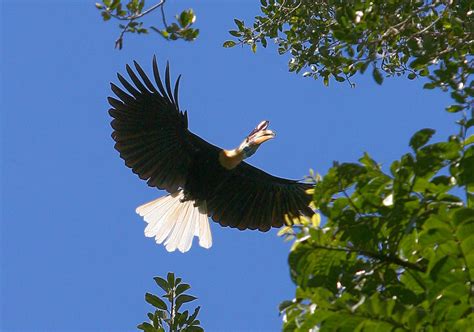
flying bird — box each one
[109,57,314,252]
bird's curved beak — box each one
[246,120,276,145]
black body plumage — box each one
[109,57,313,232]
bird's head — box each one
[238,120,276,159]
[219,120,276,170]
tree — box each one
[224,0,474,330]
[138,273,203,332]
[225,0,472,106]
[278,131,473,330]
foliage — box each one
[138,273,203,332]
[280,124,474,330]
[225,0,473,106]
[222,1,474,329]
[96,0,198,49]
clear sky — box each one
[1,1,456,331]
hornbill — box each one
[109,57,314,252]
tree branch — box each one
[105,0,168,49]
[311,243,426,273]
[106,0,166,21]
[115,20,133,49]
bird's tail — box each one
[135,190,212,253]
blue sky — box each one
[1,1,456,331]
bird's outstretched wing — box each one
[206,163,314,231]
[109,56,196,193]
[109,58,313,231]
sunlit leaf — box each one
[409,128,435,151]
[223,40,236,48]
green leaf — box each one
[153,276,169,292]
[110,0,120,10]
[423,82,436,89]
[175,294,197,309]
[251,43,257,53]
[323,75,329,86]
[229,30,241,37]
[223,40,236,48]
[409,57,428,70]
[451,91,466,104]
[178,9,195,27]
[466,119,474,130]
[175,283,191,296]
[409,128,435,151]
[372,67,383,85]
[452,208,474,227]
[234,19,244,30]
[359,152,378,169]
[446,105,463,113]
[464,135,474,146]
[279,300,294,312]
[459,154,474,186]
[187,306,200,324]
[137,322,155,332]
[101,11,111,21]
[146,293,168,310]
[167,272,175,288]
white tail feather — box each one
[197,202,212,249]
[136,190,212,253]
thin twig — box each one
[236,0,302,46]
[161,4,168,28]
[115,20,134,49]
[107,0,166,21]
[108,0,168,49]
[341,188,362,215]
[311,243,426,273]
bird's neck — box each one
[219,148,244,170]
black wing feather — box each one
[133,61,158,93]
[109,58,314,231]
[109,59,193,192]
[117,72,141,97]
[174,75,181,111]
[152,56,169,101]
[206,163,314,231]
[126,64,150,94]
[164,62,175,105]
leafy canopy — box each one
[226,0,473,111]
[223,0,474,330]
[280,128,474,330]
